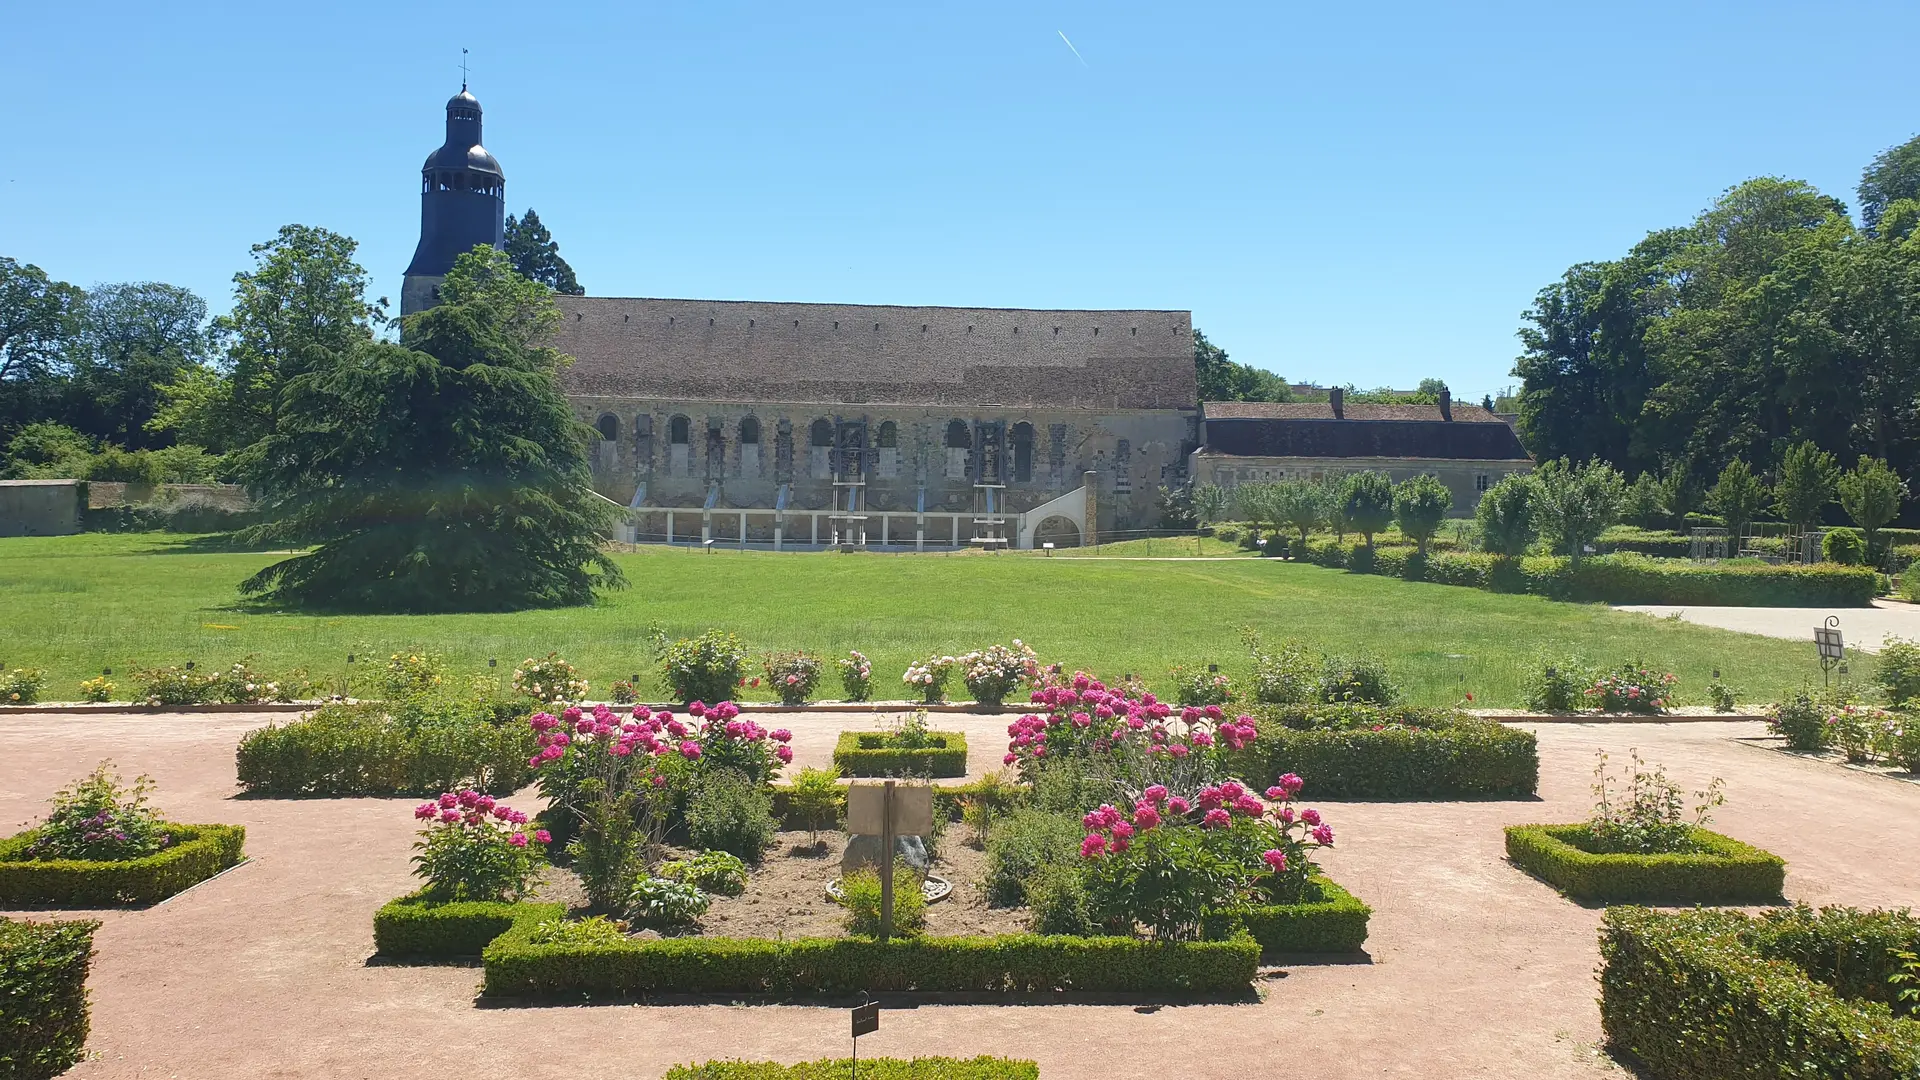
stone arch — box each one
[1033,515,1081,548]
[810,418,834,446]
[876,421,897,448]
[737,417,762,478]
[808,418,834,479]
[669,415,691,444]
[740,417,761,444]
[595,414,619,442]
[945,419,971,448]
[667,414,692,477]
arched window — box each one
[596,414,619,442]
[876,421,897,448]
[740,417,761,444]
[1011,422,1034,483]
[810,419,834,447]
[670,416,690,444]
[945,420,971,449]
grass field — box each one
[0,532,1822,707]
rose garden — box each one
[3,627,1919,1080]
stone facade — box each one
[552,297,1198,535]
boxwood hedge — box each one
[1299,538,1876,606]
[0,823,246,907]
[482,926,1259,998]
[831,731,969,778]
[235,701,535,797]
[372,891,565,958]
[1600,906,1920,1079]
[1209,873,1371,955]
[1228,705,1538,800]
[1,917,98,1080]
[665,1059,1039,1080]
[1505,824,1784,904]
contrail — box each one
[1057,30,1088,67]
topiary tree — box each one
[1708,459,1767,540]
[1475,473,1539,556]
[1391,474,1452,556]
[1837,455,1905,558]
[1341,471,1396,550]
[1274,479,1325,548]
[1531,457,1625,563]
[1773,441,1839,529]
[1315,476,1350,540]
[1191,482,1230,526]
[236,246,623,612]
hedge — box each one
[1505,824,1784,904]
[1600,906,1920,1079]
[372,891,565,958]
[0,823,246,906]
[0,917,98,1080]
[1298,539,1877,606]
[1593,526,1692,559]
[482,927,1260,998]
[1217,873,1371,955]
[665,1059,1039,1080]
[235,701,535,797]
[831,731,969,778]
[1228,705,1538,800]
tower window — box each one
[595,414,619,442]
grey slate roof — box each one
[1201,404,1530,461]
[1202,401,1508,424]
[549,297,1196,409]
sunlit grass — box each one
[0,533,1818,707]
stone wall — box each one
[1187,452,1534,517]
[574,396,1197,532]
[0,480,81,537]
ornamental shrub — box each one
[408,791,547,902]
[1828,703,1892,764]
[208,655,297,705]
[524,914,630,947]
[1169,665,1234,706]
[1823,527,1866,565]
[0,668,46,706]
[840,858,927,937]
[1233,705,1539,800]
[1586,750,1725,855]
[661,631,747,705]
[513,652,589,706]
[608,679,638,704]
[130,664,216,707]
[1585,662,1677,713]
[1523,656,1589,712]
[1509,825,1785,904]
[785,767,844,847]
[0,917,98,1080]
[959,642,1039,708]
[1319,654,1399,705]
[18,763,173,863]
[1707,677,1737,712]
[1241,629,1318,705]
[984,809,1084,907]
[901,655,955,704]
[628,875,711,929]
[761,651,823,706]
[1025,862,1097,935]
[372,893,563,957]
[235,698,536,797]
[686,769,778,863]
[1768,690,1829,752]
[837,650,873,701]
[379,650,447,699]
[833,730,968,778]
[660,850,748,896]
[1874,637,1920,705]
[77,676,114,703]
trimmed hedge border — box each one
[665,1058,1039,1079]
[234,703,535,797]
[831,731,969,778]
[1230,873,1371,955]
[1231,706,1538,800]
[1298,539,1877,606]
[372,892,565,958]
[1600,906,1920,1078]
[481,926,1260,998]
[0,824,246,907]
[1505,824,1784,904]
[1,916,99,1080]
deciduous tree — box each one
[1391,475,1452,556]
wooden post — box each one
[879,780,895,942]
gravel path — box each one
[3,711,1916,1080]
[1613,598,1920,653]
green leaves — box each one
[1774,440,1840,527]
[1390,474,1451,556]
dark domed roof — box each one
[447,89,480,111]
[424,143,502,175]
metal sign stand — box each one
[879,781,895,942]
[851,992,878,1079]
[1815,616,1845,687]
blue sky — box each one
[3,1,1916,400]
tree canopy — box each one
[504,209,583,296]
[1193,329,1292,403]
[236,247,622,612]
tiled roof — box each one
[549,297,1196,409]
[1201,412,1530,461]
[1201,401,1507,423]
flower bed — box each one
[372,891,565,958]
[480,924,1260,998]
[1504,824,1784,904]
[1222,873,1371,955]
[1,916,98,1080]
[1230,705,1538,799]
[0,823,246,906]
[1600,906,1920,1078]
[665,1059,1038,1079]
[832,731,969,777]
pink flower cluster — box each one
[1002,671,1258,767]
[411,789,548,847]
[527,700,796,771]
[1078,772,1334,860]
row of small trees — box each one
[1198,472,1456,556]
[1700,448,1906,553]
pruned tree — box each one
[1275,479,1325,547]
[1707,459,1767,540]
[1836,455,1905,556]
[1774,441,1839,528]
[1342,471,1396,550]
[1532,458,1624,563]
[1474,473,1539,556]
[1391,474,1452,556]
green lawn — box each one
[0,532,1821,707]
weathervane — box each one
[460,48,469,92]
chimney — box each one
[1329,386,1344,419]
[1439,388,1452,421]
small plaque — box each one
[851,1001,879,1038]
[846,781,933,836]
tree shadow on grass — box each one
[131,533,296,556]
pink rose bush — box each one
[1003,669,1258,799]
[408,789,545,902]
[761,651,824,706]
[1586,663,1677,714]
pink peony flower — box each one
[1133,805,1161,830]
[438,809,461,824]
[1277,806,1295,824]
[1219,781,1244,800]
[437,792,458,809]
[1262,849,1288,873]
[1311,824,1334,846]
[688,701,707,716]
[508,832,529,847]
[775,745,794,763]
[1265,785,1287,800]
[1276,773,1304,797]
[1168,796,1192,815]
[413,802,438,820]
[680,741,702,760]
[771,729,792,743]
[533,829,552,844]
[1203,808,1232,829]
[1080,835,1107,858]
[1168,743,1189,758]
[1110,821,1134,842]
[1003,752,1018,765]
[1301,808,1322,827]
[1191,730,1214,747]
[1143,784,1169,804]
[1232,794,1264,817]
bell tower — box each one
[401,87,506,316]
